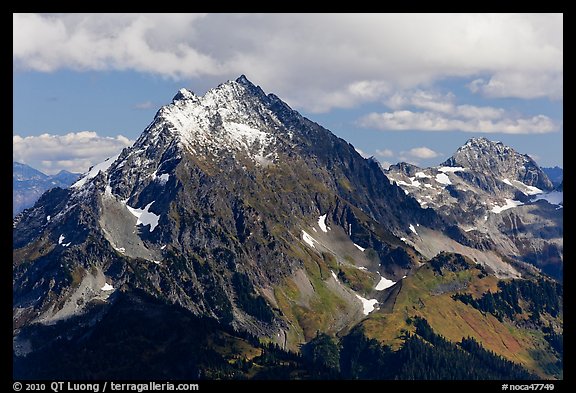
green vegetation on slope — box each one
[360,252,562,379]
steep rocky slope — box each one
[385,138,562,279]
[13,78,562,379]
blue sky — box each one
[13,13,562,174]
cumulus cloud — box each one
[13,13,562,112]
[360,110,556,134]
[13,131,133,174]
[468,72,563,100]
[360,89,557,134]
[375,148,394,158]
[407,147,440,159]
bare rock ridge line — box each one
[13,75,562,379]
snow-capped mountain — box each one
[13,77,562,379]
[443,137,553,192]
[385,138,562,279]
[14,76,439,345]
[13,162,80,216]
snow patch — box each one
[415,172,431,179]
[435,173,452,185]
[400,237,407,242]
[398,178,421,187]
[302,230,316,248]
[101,283,114,291]
[46,215,50,222]
[331,270,339,281]
[354,243,366,252]
[409,224,418,235]
[318,214,330,232]
[58,234,65,245]
[491,199,524,214]
[125,201,160,232]
[510,180,543,195]
[438,166,466,173]
[160,245,167,250]
[375,276,396,291]
[522,184,543,195]
[355,294,378,315]
[72,155,119,189]
[502,178,513,186]
[154,173,170,184]
[357,266,368,271]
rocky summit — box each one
[13,77,562,380]
[386,137,562,279]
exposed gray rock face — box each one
[385,137,562,279]
[13,76,443,350]
[442,137,553,193]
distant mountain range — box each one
[541,166,563,187]
[13,76,562,380]
[13,162,80,216]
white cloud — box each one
[13,131,133,174]
[361,88,557,134]
[386,90,455,114]
[455,105,503,120]
[359,110,556,134]
[407,147,439,159]
[378,161,393,170]
[375,148,394,158]
[385,90,505,120]
[468,71,563,99]
[13,13,562,112]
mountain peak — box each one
[443,138,553,191]
[172,88,196,102]
[461,137,505,151]
[235,74,253,87]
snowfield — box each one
[318,214,330,232]
[302,230,316,248]
[72,155,119,189]
[375,276,396,291]
[355,294,378,315]
[491,199,523,214]
[125,201,160,232]
[435,173,452,185]
[438,166,466,173]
